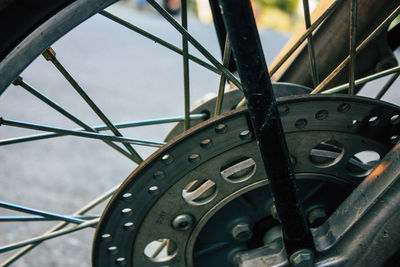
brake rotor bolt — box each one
[231,222,252,242]
[215,124,227,134]
[307,207,327,227]
[289,249,314,267]
[172,214,194,231]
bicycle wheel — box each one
[0,0,399,266]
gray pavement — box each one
[0,3,289,266]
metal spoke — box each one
[311,5,400,94]
[0,201,88,226]
[0,215,98,222]
[2,185,119,266]
[302,0,319,87]
[99,11,219,75]
[0,114,206,146]
[376,72,400,99]
[215,36,231,116]
[146,0,243,91]
[348,0,357,94]
[321,65,400,94]
[12,77,138,163]
[0,118,165,147]
[270,0,343,76]
[42,48,143,163]
[182,0,190,131]
[0,219,99,253]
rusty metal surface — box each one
[272,0,399,90]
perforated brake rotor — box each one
[92,95,400,267]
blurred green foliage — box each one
[257,0,299,14]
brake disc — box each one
[92,95,400,267]
[165,82,311,141]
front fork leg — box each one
[217,0,314,257]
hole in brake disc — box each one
[220,157,256,183]
[182,179,217,206]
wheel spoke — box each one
[42,48,143,163]
[302,0,320,87]
[0,114,207,146]
[321,65,400,94]
[99,11,219,75]
[182,0,190,130]
[311,5,400,94]
[270,0,343,76]
[0,118,165,147]
[12,77,138,163]
[0,219,99,253]
[146,0,243,91]
[1,184,119,266]
[376,72,400,99]
[0,215,98,222]
[0,201,88,225]
[215,36,231,116]
[348,0,357,94]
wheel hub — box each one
[92,95,400,266]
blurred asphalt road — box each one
[0,3,289,266]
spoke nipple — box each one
[172,214,194,231]
[12,76,23,86]
[289,249,314,267]
[42,47,56,61]
[231,221,252,242]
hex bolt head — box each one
[171,214,194,231]
[289,249,314,267]
[231,222,252,242]
[307,207,327,227]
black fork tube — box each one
[208,0,236,72]
[218,0,314,254]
